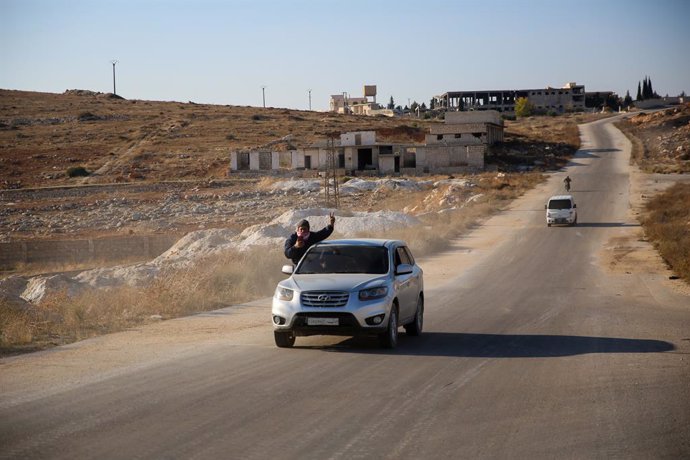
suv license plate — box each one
[307,317,339,326]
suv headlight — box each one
[359,286,388,301]
[276,286,294,301]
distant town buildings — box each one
[435,82,586,114]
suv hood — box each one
[286,274,388,292]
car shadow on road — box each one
[317,332,674,357]
[572,223,640,228]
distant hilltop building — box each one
[435,82,586,114]
[330,85,396,117]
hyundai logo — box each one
[317,294,330,302]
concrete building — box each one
[435,82,585,114]
[230,112,502,175]
[329,85,396,117]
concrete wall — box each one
[0,234,180,270]
[379,156,396,174]
[341,131,376,146]
[445,110,502,125]
[420,145,485,170]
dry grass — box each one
[1,247,286,354]
[640,183,690,282]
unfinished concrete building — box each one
[435,82,585,114]
[229,111,503,175]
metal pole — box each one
[308,89,312,111]
[261,86,266,108]
[110,60,118,95]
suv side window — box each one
[402,246,415,265]
[396,247,412,266]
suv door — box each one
[394,245,418,322]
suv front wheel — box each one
[274,331,295,348]
[379,306,398,349]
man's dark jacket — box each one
[284,225,334,265]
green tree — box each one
[604,93,622,110]
[515,97,534,118]
[387,96,395,110]
[636,81,642,101]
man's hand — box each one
[329,212,335,226]
[295,238,304,248]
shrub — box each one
[67,166,90,177]
[77,112,99,122]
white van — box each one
[545,195,577,226]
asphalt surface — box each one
[1,116,689,459]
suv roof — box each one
[316,238,403,248]
[549,195,574,201]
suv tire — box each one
[404,297,424,336]
[380,306,398,349]
[274,331,295,348]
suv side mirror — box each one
[573,204,577,208]
[395,263,413,276]
[281,264,294,275]
[544,204,547,210]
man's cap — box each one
[297,219,310,229]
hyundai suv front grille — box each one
[301,291,349,307]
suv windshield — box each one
[296,246,389,275]
[548,199,573,210]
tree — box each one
[636,81,642,101]
[410,101,419,113]
[515,97,534,118]
[623,90,633,108]
[604,93,622,110]
[387,96,395,110]
[429,98,436,110]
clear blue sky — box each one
[1,0,688,111]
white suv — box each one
[271,239,424,349]
[545,195,577,226]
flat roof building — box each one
[435,82,585,114]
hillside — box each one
[615,103,690,173]
[0,89,434,189]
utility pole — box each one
[324,134,340,209]
[308,89,312,111]
[261,86,266,108]
[110,60,118,95]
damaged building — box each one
[435,82,585,114]
[229,111,503,175]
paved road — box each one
[1,117,689,459]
